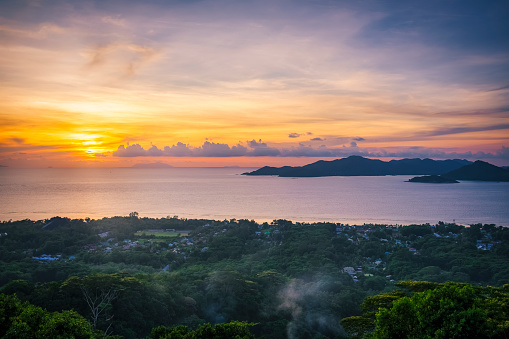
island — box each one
[243,155,471,177]
[131,162,173,168]
[407,175,459,183]
[442,160,509,182]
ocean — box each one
[1,167,508,226]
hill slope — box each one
[443,160,509,181]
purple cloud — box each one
[113,144,146,157]
[248,139,268,148]
[197,141,248,157]
[112,141,509,161]
[114,141,248,157]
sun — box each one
[70,133,109,158]
[81,147,106,154]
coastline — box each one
[0,213,502,228]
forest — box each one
[1,215,508,338]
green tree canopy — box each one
[150,321,257,339]
[0,293,107,339]
[342,281,509,339]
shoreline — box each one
[1,214,502,227]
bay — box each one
[0,167,508,226]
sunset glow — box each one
[1,0,508,167]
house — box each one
[343,267,355,274]
[32,254,60,262]
[353,225,365,231]
[84,244,97,251]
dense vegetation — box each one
[342,281,509,338]
[1,215,508,338]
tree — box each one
[150,321,257,339]
[0,293,104,339]
[80,284,119,331]
[61,274,124,333]
[371,284,489,338]
[341,316,375,339]
[342,281,509,338]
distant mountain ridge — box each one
[132,162,173,168]
[243,156,472,177]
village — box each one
[29,218,504,287]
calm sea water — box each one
[0,167,508,226]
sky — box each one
[1,0,508,167]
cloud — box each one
[0,143,60,153]
[496,146,509,160]
[0,22,65,40]
[434,107,509,117]
[247,139,281,156]
[248,139,268,148]
[113,144,146,157]
[279,146,344,157]
[85,42,159,77]
[113,141,249,157]
[486,85,509,92]
[11,138,24,144]
[198,141,248,157]
[310,137,324,141]
[113,141,279,157]
[101,16,126,27]
[422,124,509,137]
[289,133,302,138]
[362,147,509,161]
[352,137,365,141]
[112,141,509,162]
